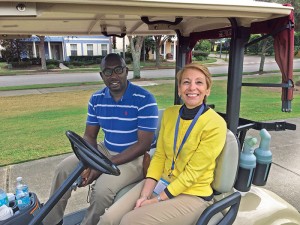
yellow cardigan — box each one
[147,105,227,197]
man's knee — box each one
[92,182,115,204]
[55,155,79,176]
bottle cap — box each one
[6,193,15,202]
[0,205,13,221]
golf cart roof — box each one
[0,0,294,37]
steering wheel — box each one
[65,130,120,176]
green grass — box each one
[0,82,103,91]
[0,75,299,166]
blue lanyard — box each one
[171,104,206,172]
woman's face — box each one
[178,68,211,109]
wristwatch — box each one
[156,195,163,202]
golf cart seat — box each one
[115,109,241,224]
[196,129,240,225]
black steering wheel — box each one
[65,130,120,176]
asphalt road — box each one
[0,56,300,87]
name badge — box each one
[153,178,170,195]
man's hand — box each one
[86,168,102,186]
[78,168,90,187]
[79,168,102,187]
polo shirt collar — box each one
[104,81,132,100]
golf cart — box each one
[0,1,299,224]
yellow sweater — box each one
[147,105,227,197]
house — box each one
[23,35,111,61]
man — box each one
[43,53,158,225]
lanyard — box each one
[169,104,205,177]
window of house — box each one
[101,44,108,56]
[160,44,165,54]
[70,44,77,56]
[87,44,93,56]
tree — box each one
[37,36,47,70]
[194,40,212,52]
[256,0,299,31]
[141,36,155,61]
[128,36,145,79]
[0,39,28,62]
[153,35,172,67]
[258,37,273,73]
[247,34,274,73]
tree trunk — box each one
[259,53,266,74]
[154,36,162,67]
[38,35,47,70]
[129,36,144,79]
[259,38,270,74]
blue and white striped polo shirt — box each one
[86,81,158,153]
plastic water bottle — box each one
[0,188,8,207]
[234,137,257,192]
[253,129,272,186]
[15,177,30,209]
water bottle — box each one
[0,188,8,207]
[15,177,30,209]
[234,137,257,192]
[253,129,272,186]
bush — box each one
[47,64,57,70]
[11,61,31,68]
[69,56,103,64]
[31,58,41,65]
[192,51,209,61]
[46,59,60,67]
[194,40,212,52]
[71,61,84,67]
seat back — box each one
[212,129,240,193]
[149,109,164,156]
[196,129,241,225]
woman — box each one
[98,63,227,225]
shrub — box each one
[31,58,41,65]
[192,51,209,61]
[47,64,57,70]
[46,59,60,67]
[69,56,103,63]
[11,61,31,68]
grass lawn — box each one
[0,75,299,166]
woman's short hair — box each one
[176,63,212,89]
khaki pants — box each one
[43,143,144,225]
[98,180,213,225]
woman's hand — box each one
[134,197,148,209]
[134,197,157,209]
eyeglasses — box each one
[102,66,126,77]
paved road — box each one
[0,56,299,87]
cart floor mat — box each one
[63,208,86,225]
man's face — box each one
[100,58,128,94]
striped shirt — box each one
[86,81,158,153]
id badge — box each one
[153,178,170,195]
